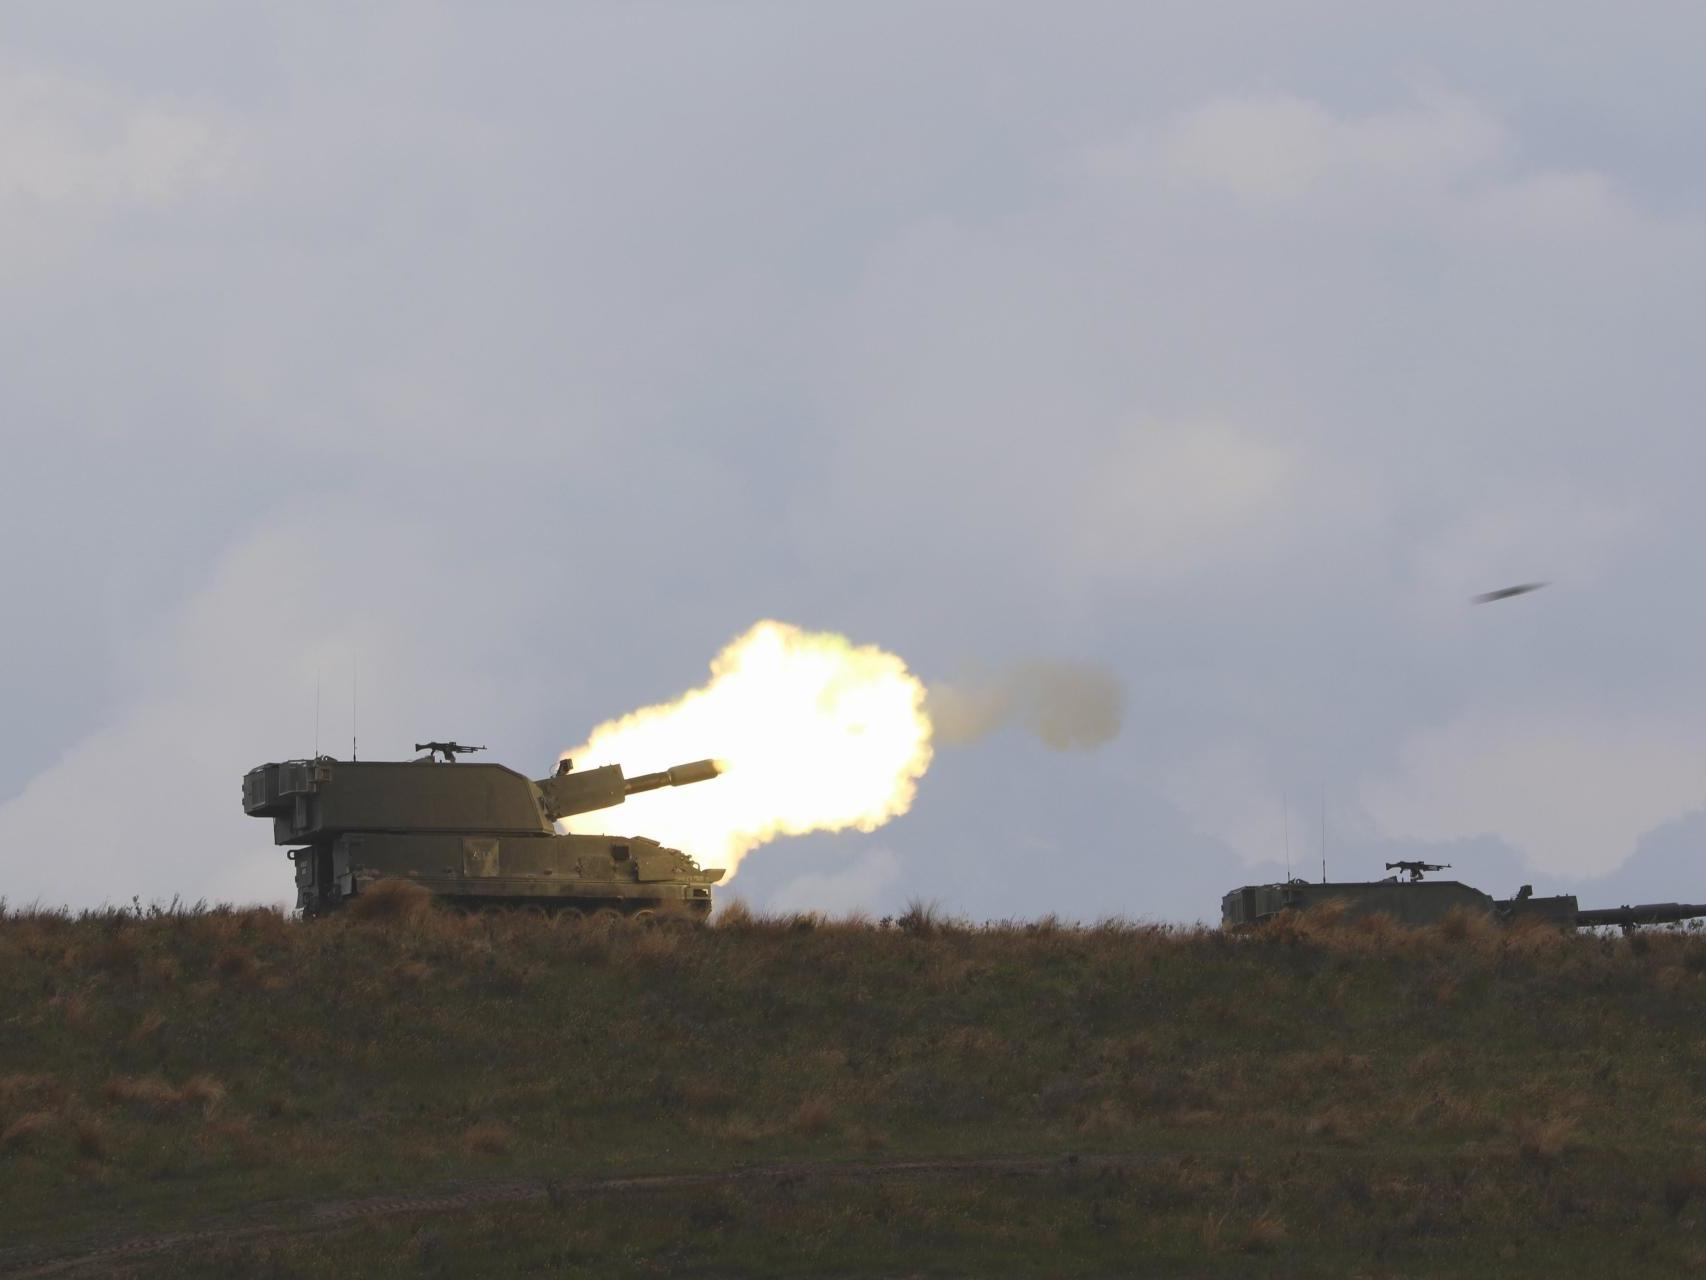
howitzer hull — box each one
[290,832,721,918]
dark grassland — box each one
[4,887,1706,1276]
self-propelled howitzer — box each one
[242,748,725,917]
[1222,863,1706,932]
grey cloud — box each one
[7,5,1706,917]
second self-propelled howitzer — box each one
[1222,862,1706,932]
[242,745,726,917]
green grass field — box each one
[4,888,1706,1276]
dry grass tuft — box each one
[1076,1099,1135,1137]
[1434,906,1501,949]
[182,1074,227,1115]
[1287,1049,1373,1082]
[1254,900,1361,949]
[1299,898,1352,930]
[104,1073,226,1118]
[1172,1109,1221,1128]
[844,1125,892,1152]
[104,1075,187,1115]
[346,879,436,923]
[462,1122,514,1156]
[202,1117,263,1163]
[86,930,142,976]
[672,1078,739,1113]
[70,1112,110,1161]
[690,1113,782,1144]
[1406,1046,1452,1077]
[390,960,434,985]
[1302,1107,1363,1145]
[561,926,613,966]
[791,1098,836,1135]
[1502,918,1571,957]
[1664,1167,1706,1218]
[711,900,756,931]
[897,900,945,937]
[1238,1212,1288,1254]
[126,1011,168,1045]
[1408,1091,1485,1133]
[0,1073,63,1109]
[942,1025,1006,1056]
[631,927,685,964]
[1682,938,1706,975]
[1513,1114,1576,1162]
[51,992,91,1029]
[214,946,261,984]
[1,1110,56,1151]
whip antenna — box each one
[1320,787,1327,884]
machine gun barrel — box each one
[1574,902,1706,929]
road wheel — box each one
[520,905,555,929]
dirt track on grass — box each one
[0,1153,1139,1276]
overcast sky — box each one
[7,3,1706,920]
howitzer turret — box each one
[243,748,725,917]
[1223,863,1706,932]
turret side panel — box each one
[279,762,549,842]
[1223,880,1496,926]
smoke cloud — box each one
[926,662,1125,750]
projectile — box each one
[1471,582,1548,605]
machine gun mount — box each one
[1386,860,1451,882]
[415,741,486,762]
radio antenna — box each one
[314,671,322,759]
[1320,787,1327,884]
[351,659,358,762]
[1283,794,1291,880]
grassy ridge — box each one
[4,890,1706,1274]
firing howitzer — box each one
[242,744,728,917]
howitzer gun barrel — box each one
[537,757,722,821]
[1574,903,1706,929]
[624,758,722,795]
